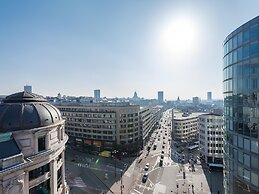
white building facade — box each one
[0,92,68,194]
[198,113,224,166]
[172,111,203,144]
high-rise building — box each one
[158,91,164,104]
[0,92,69,194]
[223,16,259,194]
[207,92,212,101]
[94,89,101,100]
[192,96,200,105]
[24,85,32,93]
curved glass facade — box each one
[223,16,259,194]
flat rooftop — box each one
[173,112,205,120]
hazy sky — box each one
[1,1,259,100]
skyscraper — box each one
[94,89,101,100]
[24,85,32,93]
[158,91,164,104]
[223,16,259,194]
[207,92,212,101]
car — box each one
[142,173,148,183]
[162,145,165,149]
[161,154,164,159]
[161,151,164,154]
[158,138,160,141]
[144,163,149,171]
[163,141,166,144]
[159,159,163,167]
[165,133,167,136]
[163,137,165,139]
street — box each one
[65,109,224,194]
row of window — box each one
[207,137,224,141]
[223,41,259,68]
[66,127,113,134]
[66,123,115,129]
[224,24,259,55]
[207,131,224,135]
[62,112,115,118]
[67,132,114,140]
[66,118,116,124]
[208,149,223,154]
[207,143,223,147]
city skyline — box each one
[1,1,259,99]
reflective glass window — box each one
[251,172,259,187]
[237,47,243,61]
[244,138,250,151]
[233,35,237,49]
[251,155,258,169]
[244,154,250,167]
[233,50,237,63]
[238,151,243,163]
[251,140,259,153]
[250,41,259,56]
[229,39,233,51]
[238,136,243,148]
[243,45,249,58]
[244,169,250,182]
[250,24,259,40]
[243,30,249,43]
[238,32,243,46]
[229,52,233,64]
[238,165,243,177]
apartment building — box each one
[172,111,203,144]
[57,102,141,152]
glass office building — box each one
[223,16,259,194]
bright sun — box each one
[160,16,199,58]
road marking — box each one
[133,189,142,194]
[70,177,87,187]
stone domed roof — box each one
[0,92,63,132]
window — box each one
[243,45,249,59]
[244,154,250,168]
[29,179,50,194]
[243,30,249,43]
[29,163,50,180]
[251,140,259,153]
[250,41,259,56]
[251,172,259,187]
[38,136,46,152]
[57,167,62,189]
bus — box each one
[188,145,199,151]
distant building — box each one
[198,114,224,167]
[0,92,69,194]
[192,96,200,105]
[172,111,204,144]
[139,106,161,145]
[158,91,164,104]
[24,85,32,93]
[94,89,101,100]
[57,102,141,153]
[207,92,212,101]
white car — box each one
[144,163,149,171]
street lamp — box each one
[120,169,123,194]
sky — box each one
[0,0,259,100]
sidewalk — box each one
[110,160,141,194]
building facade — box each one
[223,16,259,194]
[57,103,141,153]
[172,111,203,144]
[94,89,101,101]
[0,92,68,194]
[198,114,224,167]
[207,92,212,101]
[158,91,164,104]
[139,106,161,145]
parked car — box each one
[142,173,148,183]
[144,163,149,171]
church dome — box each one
[0,92,63,132]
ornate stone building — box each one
[0,92,68,194]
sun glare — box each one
[160,16,199,59]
